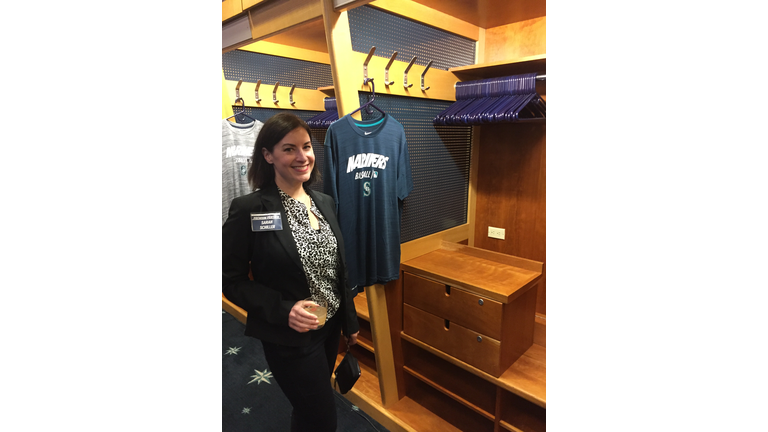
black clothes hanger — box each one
[307,97,340,129]
[348,78,386,118]
[226,97,257,124]
[433,73,545,125]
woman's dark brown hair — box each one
[247,113,320,190]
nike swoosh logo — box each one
[364,131,372,135]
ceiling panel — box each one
[264,18,329,53]
[409,0,545,29]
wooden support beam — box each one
[365,284,399,407]
[321,0,363,119]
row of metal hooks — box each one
[230,48,545,126]
[363,46,433,91]
[232,79,299,107]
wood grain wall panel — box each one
[483,16,546,63]
[473,123,546,315]
[534,135,546,314]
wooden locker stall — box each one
[222,1,546,431]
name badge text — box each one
[251,212,283,231]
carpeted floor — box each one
[222,310,389,432]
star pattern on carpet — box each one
[248,369,273,385]
[225,346,242,355]
[241,407,251,414]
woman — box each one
[222,112,359,432]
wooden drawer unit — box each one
[403,272,503,339]
[403,303,504,376]
[401,242,543,378]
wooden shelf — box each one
[356,336,375,354]
[354,291,370,321]
[500,420,524,432]
[401,241,543,305]
[449,54,546,81]
[403,366,495,421]
[334,352,461,432]
[387,396,466,432]
[401,333,545,408]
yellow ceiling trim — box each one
[239,41,331,64]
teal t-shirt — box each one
[323,114,413,289]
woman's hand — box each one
[346,331,359,346]
[288,300,319,333]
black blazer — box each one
[222,182,359,347]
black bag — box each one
[334,342,361,394]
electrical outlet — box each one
[488,226,505,240]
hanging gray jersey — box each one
[222,119,263,224]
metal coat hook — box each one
[404,56,417,88]
[384,51,398,86]
[235,80,243,100]
[254,79,262,103]
[420,60,433,91]
[363,46,376,81]
[273,81,280,104]
[289,84,296,106]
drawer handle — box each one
[478,299,484,306]
[477,336,482,342]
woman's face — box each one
[262,127,314,190]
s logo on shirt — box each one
[363,181,371,197]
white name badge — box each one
[250,212,283,231]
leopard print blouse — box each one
[279,188,341,319]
